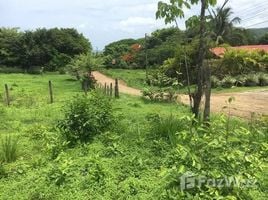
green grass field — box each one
[99,68,148,89]
[0,73,267,199]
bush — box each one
[142,88,155,101]
[221,76,236,88]
[258,73,268,86]
[142,87,178,102]
[245,74,259,86]
[220,50,267,76]
[58,68,66,74]
[0,135,19,163]
[58,92,113,146]
[211,76,221,88]
[235,75,246,87]
[0,66,24,73]
[154,115,265,199]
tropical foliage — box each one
[0,28,91,72]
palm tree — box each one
[209,0,241,44]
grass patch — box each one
[99,68,147,89]
[0,73,266,199]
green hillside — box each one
[248,27,268,39]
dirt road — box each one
[92,71,268,118]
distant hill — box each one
[248,27,268,38]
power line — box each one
[240,8,268,18]
[245,19,268,28]
[232,1,268,16]
[242,9,268,22]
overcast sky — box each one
[1,0,267,49]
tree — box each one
[0,28,22,66]
[67,53,102,89]
[208,0,241,44]
[259,33,268,44]
[103,28,183,69]
[0,28,91,72]
[156,0,217,122]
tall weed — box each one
[0,135,19,163]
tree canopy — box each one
[0,27,91,72]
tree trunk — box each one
[203,63,211,123]
[192,0,207,119]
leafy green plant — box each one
[245,74,259,86]
[58,91,113,146]
[220,49,267,76]
[142,87,178,102]
[155,114,265,199]
[0,135,19,163]
[235,75,246,86]
[142,88,155,101]
[221,76,236,88]
[164,87,178,102]
[258,73,268,86]
[47,155,74,186]
[211,75,221,88]
[45,133,68,160]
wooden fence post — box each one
[104,83,107,95]
[4,84,10,106]
[110,83,113,97]
[48,80,53,104]
[115,79,119,98]
[106,84,109,96]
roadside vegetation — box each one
[0,0,268,199]
[0,73,267,199]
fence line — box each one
[2,79,120,106]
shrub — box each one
[221,76,236,88]
[142,88,155,101]
[0,66,24,73]
[58,92,113,146]
[220,50,267,76]
[211,75,221,88]
[142,87,178,102]
[154,115,265,199]
[164,87,178,102]
[235,75,246,87]
[58,68,66,74]
[245,74,259,86]
[0,135,19,163]
[258,73,268,86]
[148,70,177,87]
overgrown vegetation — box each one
[0,73,267,199]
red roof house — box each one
[211,45,268,57]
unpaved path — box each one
[92,71,268,118]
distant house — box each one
[211,45,268,57]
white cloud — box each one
[118,17,165,33]
[1,0,268,49]
[120,17,155,27]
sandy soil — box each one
[92,71,268,118]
